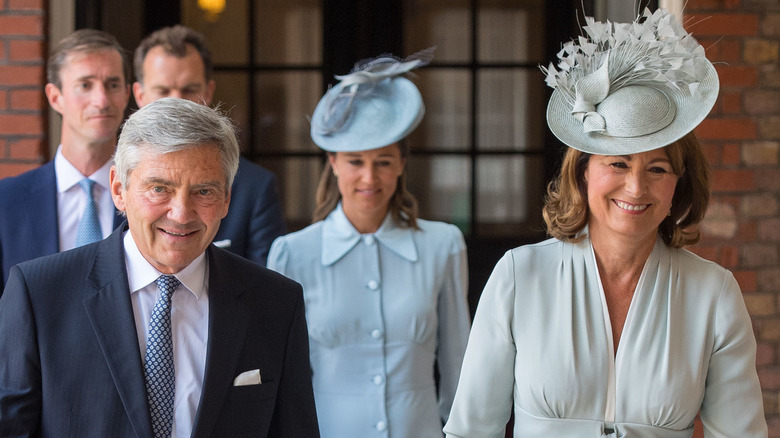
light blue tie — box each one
[75,178,102,247]
[144,275,180,438]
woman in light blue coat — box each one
[268,50,470,438]
[444,9,767,438]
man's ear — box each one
[109,166,127,212]
[203,79,216,106]
[132,82,146,108]
[45,83,64,115]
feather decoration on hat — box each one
[315,47,435,136]
[540,8,710,113]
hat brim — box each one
[546,61,719,156]
[311,77,424,152]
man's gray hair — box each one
[115,97,240,191]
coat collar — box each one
[321,203,418,266]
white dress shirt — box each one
[123,231,210,438]
[54,145,115,251]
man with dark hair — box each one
[0,29,131,286]
[0,98,320,437]
[133,25,286,266]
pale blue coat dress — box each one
[268,204,471,438]
[443,234,767,437]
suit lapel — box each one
[82,226,154,438]
[26,162,60,254]
[192,248,251,438]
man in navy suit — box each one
[0,29,131,286]
[133,25,286,267]
[0,97,320,437]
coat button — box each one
[367,280,379,290]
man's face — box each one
[110,144,230,274]
[45,49,130,147]
[133,44,216,107]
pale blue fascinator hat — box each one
[543,8,719,155]
[310,48,434,152]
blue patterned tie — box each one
[75,178,102,246]
[144,275,180,438]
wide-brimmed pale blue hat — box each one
[542,8,719,155]
[310,48,434,152]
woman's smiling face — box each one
[584,147,681,246]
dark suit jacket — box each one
[0,224,320,437]
[215,157,286,267]
[0,161,124,287]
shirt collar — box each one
[54,144,113,193]
[321,203,418,266]
[123,230,207,299]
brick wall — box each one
[0,0,46,179]
[686,0,780,435]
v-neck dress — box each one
[444,235,766,437]
[268,205,471,438]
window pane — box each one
[254,71,322,152]
[211,72,250,148]
[477,0,545,63]
[476,155,545,235]
[262,156,323,232]
[407,155,471,233]
[403,0,471,63]
[254,0,322,64]
[407,69,471,151]
[476,69,545,151]
[182,0,249,64]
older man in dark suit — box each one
[0,98,319,437]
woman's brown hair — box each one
[542,131,711,248]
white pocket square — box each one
[213,239,232,248]
[233,369,262,386]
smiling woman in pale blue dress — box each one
[443,9,767,438]
[268,49,470,438]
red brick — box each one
[9,40,44,62]
[0,162,38,178]
[10,89,45,110]
[719,39,741,62]
[723,0,740,8]
[8,0,44,10]
[0,15,44,36]
[722,143,741,164]
[0,41,5,61]
[688,244,718,262]
[0,90,6,110]
[759,367,780,390]
[721,244,740,267]
[711,169,756,192]
[716,65,759,87]
[756,169,780,191]
[734,269,758,292]
[0,65,44,86]
[687,14,760,37]
[720,91,742,114]
[697,118,758,140]
[757,342,776,367]
[701,142,721,164]
[0,114,44,135]
[738,220,759,241]
[686,0,722,10]
[8,138,44,160]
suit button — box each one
[372,374,384,385]
[376,420,387,431]
[371,329,383,339]
[367,280,379,290]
